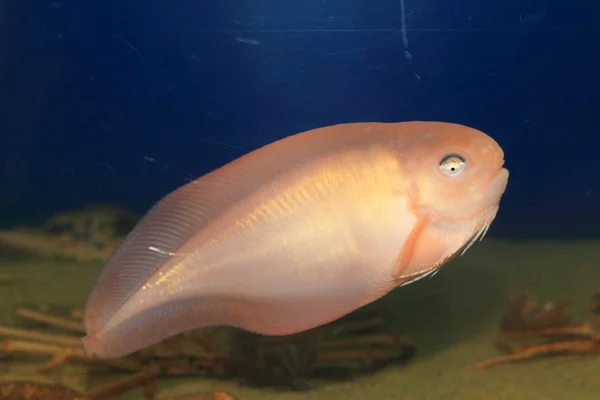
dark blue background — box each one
[1,0,598,238]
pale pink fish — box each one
[81,121,509,358]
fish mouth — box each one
[458,166,508,221]
[491,166,509,189]
[458,166,509,219]
[483,167,509,209]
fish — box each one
[81,121,509,359]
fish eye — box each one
[439,154,466,176]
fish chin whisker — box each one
[459,220,489,257]
[478,206,499,243]
[459,235,478,257]
[398,266,439,287]
[478,221,491,242]
[428,266,441,279]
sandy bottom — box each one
[1,239,600,400]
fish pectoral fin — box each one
[393,214,427,283]
[393,182,429,283]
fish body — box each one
[82,121,509,358]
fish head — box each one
[397,122,509,276]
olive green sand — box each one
[1,240,599,400]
